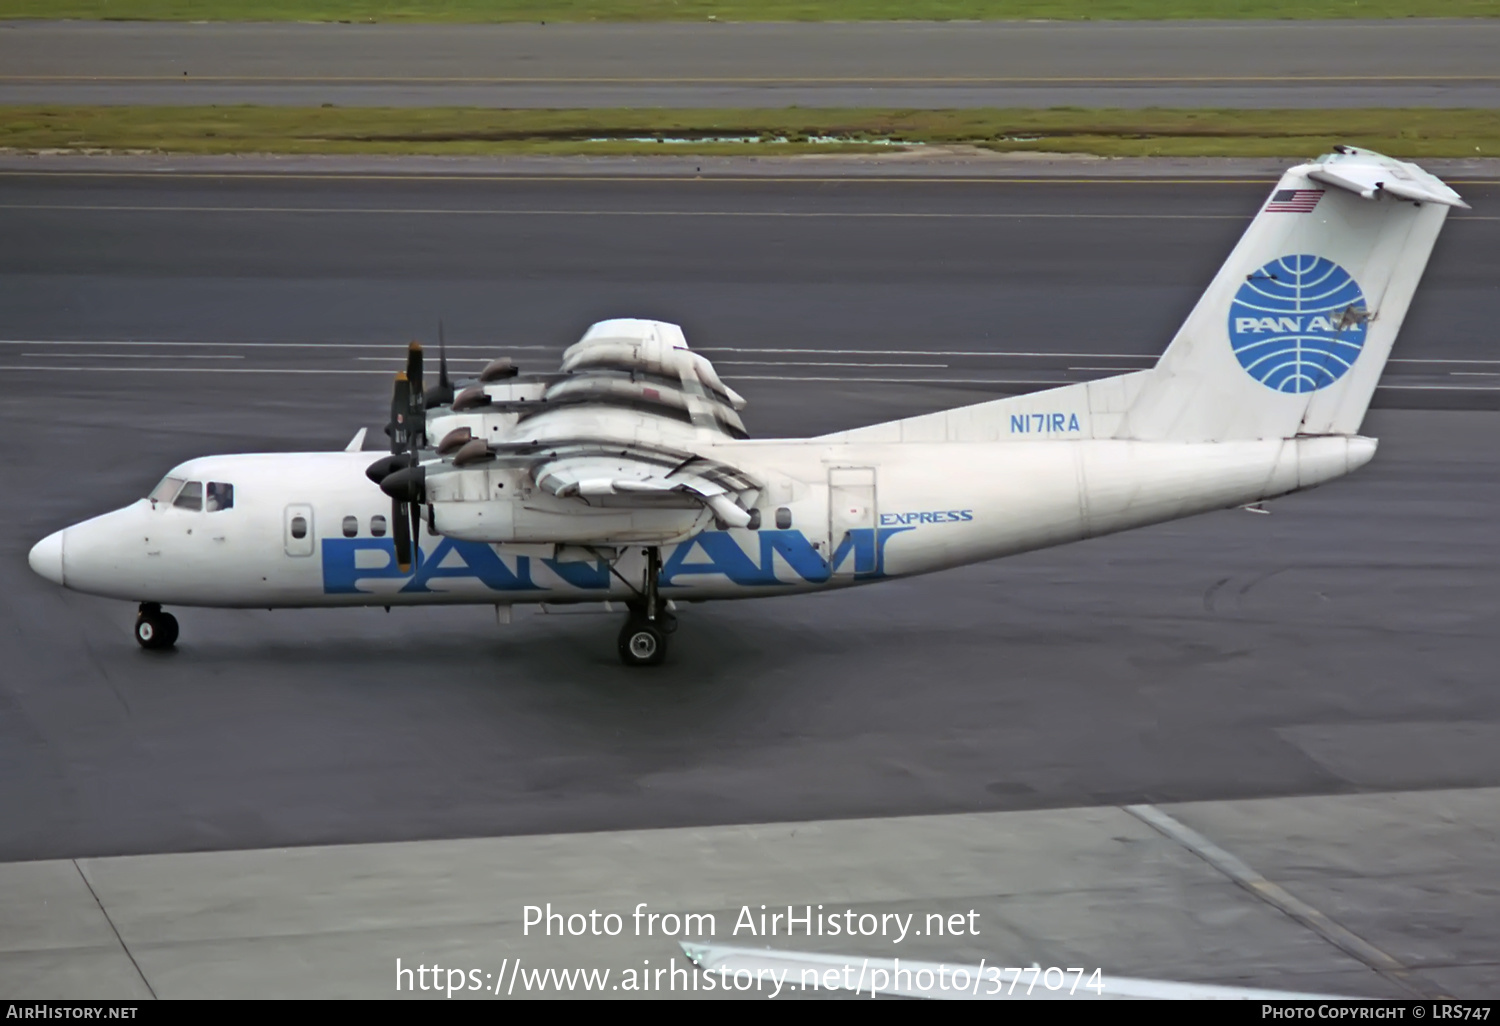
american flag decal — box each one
[1265,189,1324,213]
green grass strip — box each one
[3,106,1498,159]
[2,2,1498,23]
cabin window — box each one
[206,482,234,512]
[370,515,387,538]
[746,509,762,531]
[342,515,359,538]
[775,506,792,530]
[290,515,308,540]
[173,480,203,511]
[148,476,185,505]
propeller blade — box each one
[386,343,429,574]
[392,496,412,573]
[390,372,410,454]
[406,342,425,401]
[406,343,426,450]
[422,319,454,409]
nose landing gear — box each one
[135,602,179,650]
[616,546,675,667]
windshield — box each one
[173,481,203,511]
[148,476,185,505]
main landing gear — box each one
[135,602,179,651]
[617,546,675,667]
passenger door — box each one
[284,504,315,558]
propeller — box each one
[367,327,501,572]
[369,343,427,573]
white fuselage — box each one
[29,434,1375,610]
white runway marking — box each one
[1,170,1497,190]
[9,74,1500,85]
[0,339,561,350]
[5,340,1498,365]
[713,360,948,368]
[1124,803,1435,999]
[0,170,1282,185]
[701,348,1156,358]
[1,340,1496,389]
[20,352,245,359]
[0,365,395,374]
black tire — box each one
[135,610,179,650]
[617,619,667,667]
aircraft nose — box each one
[28,529,65,586]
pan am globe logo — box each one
[1228,255,1369,394]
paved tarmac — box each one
[5,789,1498,999]
[1,168,1497,870]
[3,19,1499,107]
[0,170,1495,399]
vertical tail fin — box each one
[1121,147,1466,442]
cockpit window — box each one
[206,482,234,512]
[173,480,203,511]
[149,476,185,505]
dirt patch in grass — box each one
[2,106,1496,159]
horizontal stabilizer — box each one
[1307,146,1469,208]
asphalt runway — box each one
[1,171,1496,397]
[3,19,1499,108]
[2,169,1498,864]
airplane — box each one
[27,146,1468,666]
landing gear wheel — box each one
[618,619,667,667]
[616,547,670,666]
[135,604,179,650]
